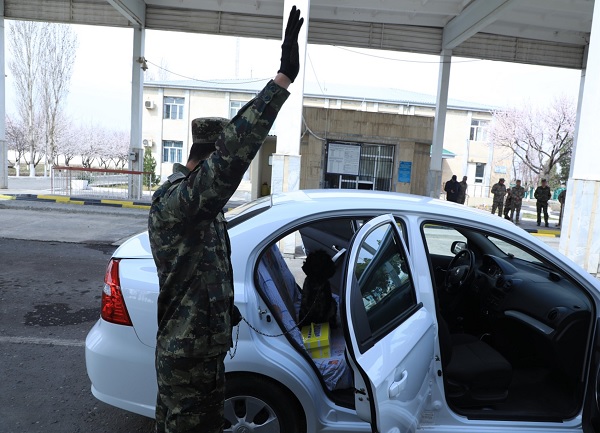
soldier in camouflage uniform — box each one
[534,178,552,227]
[490,178,507,217]
[148,7,304,433]
[510,179,525,224]
[457,176,468,204]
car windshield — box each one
[485,235,543,264]
[225,196,271,228]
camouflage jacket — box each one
[148,80,289,358]
[457,181,467,203]
[491,182,506,201]
[511,185,525,204]
[534,185,551,204]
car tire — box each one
[224,374,306,433]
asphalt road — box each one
[0,201,154,433]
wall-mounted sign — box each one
[398,161,412,183]
[326,142,361,176]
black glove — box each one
[278,5,304,83]
[232,305,242,326]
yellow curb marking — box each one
[122,203,150,210]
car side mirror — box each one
[451,241,467,255]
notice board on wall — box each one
[326,142,361,176]
[398,161,412,183]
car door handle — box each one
[389,370,408,398]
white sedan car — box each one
[86,190,600,433]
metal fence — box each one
[51,166,155,201]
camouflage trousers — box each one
[491,199,504,217]
[510,202,522,222]
[155,351,226,433]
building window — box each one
[229,100,246,119]
[163,97,184,120]
[470,119,489,141]
[324,142,394,191]
[475,162,485,183]
[162,140,183,163]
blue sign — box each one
[398,161,412,183]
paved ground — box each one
[0,238,155,433]
[0,199,148,244]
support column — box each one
[271,0,309,194]
[0,16,7,189]
[559,1,600,275]
[427,50,452,198]
[128,26,145,200]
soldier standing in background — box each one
[490,178,507,217]
[503,187,513,220]
[147,7,304,433]
[535,178,552,227]
[557,187,567,228]
[444,175,460,202]
[510,179,525,224]
[457,176,468,204]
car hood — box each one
[113,231,152,259]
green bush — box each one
[143,147,160,187]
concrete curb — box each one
[523,227,561,237]
[0,193,246,212]
[0,193,151,210]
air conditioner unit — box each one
[142,138,153,147]
[144,100,155,109]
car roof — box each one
[271,189,493,222]
[115,189,520,259]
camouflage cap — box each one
[191,117,229,144]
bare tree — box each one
[8,21,47,176]
[54,120,79,166]
[5,115,28,176]
[96,128,113,169]
[78,124,98,168]
[40,23,78,175]
[490,96,575,187]
[8,21,78,177]
[108,130,131,169]
[145,57,172,82]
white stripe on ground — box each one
[0,336,84,347]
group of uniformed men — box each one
[491,178,555,227]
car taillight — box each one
[101,259,133,326]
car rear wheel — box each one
[224,374,305,433]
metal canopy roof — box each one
[5,0,595,70]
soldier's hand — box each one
[278,5,304,83]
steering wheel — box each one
[444,248,475,294]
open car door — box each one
[343,214,436,433]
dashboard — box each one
[472,253,592,376]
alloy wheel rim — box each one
[224,394,280,433]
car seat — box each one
[438,316,512,407]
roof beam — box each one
[107,0,146,27]
[442,0,516,50]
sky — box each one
[4,23,583,131]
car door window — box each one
[422,223,467,256]
[354,222,417,337]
